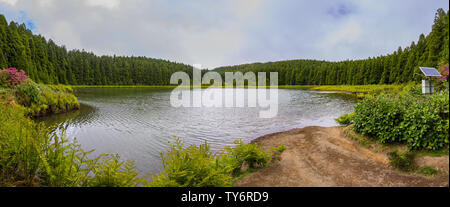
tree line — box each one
[215,9,449,85]
[0,9,448,86]
[0,14,193,85]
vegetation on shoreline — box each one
[0,106,280,187]
[336,72,449,174]
[343,124,447,176]
[1,68,79,116]
[1,84,279,187]
[338,83,448,150]
[148,139,280,187]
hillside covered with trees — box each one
[0,14,193,86]
[0,9,448,86]
[215,9,449,85]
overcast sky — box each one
[0,0,448,69]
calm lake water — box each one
[38,88,357,174]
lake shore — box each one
[235,126,449,187]
[69,84,405,92]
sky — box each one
[0,0,448,69]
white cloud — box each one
[47,21,82,49]
[323,19,362,47]
[0,0,18,6]
[85,0,120,10]
[39,0,53,7]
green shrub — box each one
[149,138,233,187]
[85,154,143,187]
[13,81,81,116]
[0,104,143,187]
[14,81,41,107]
[353,94,410,143]
[0,70,10,88]
[272,144,287,153]
[150,138,274,187]
[353,90,449,150]
[388,150,417,172]
[418,166,438,175]
[0,105,45,186]
[403,92,449,150]
[221,140,272,176]
[335,112,355,125]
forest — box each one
[215,9,449,85]
[0,9,448,86]
[0,14,193,86]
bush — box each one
[221,140,273,176]
[1,70,80,116]
[353,90,449,150]
[272,144,287,153]
[353,94,410,143]
[150,138,275,187]
[150,138,233,187]
[335,112,354,125]
[0,104,143,187]
[388,150,416,172]
[14,81,41,107]
[85,154,143,187]
[403,92,449,150]
[418,166,438,175]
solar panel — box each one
[419,67,442,77]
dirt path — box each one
[235,126,449,187]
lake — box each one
[37,87,357,174]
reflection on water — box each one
[37,88,357,174]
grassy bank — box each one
[1,69,80,117]
[335,80,449,173]
[71,83,410,93]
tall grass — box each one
[0,104,143,187]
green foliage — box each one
[221,140,273,176]
[150,138,275,187]
[335,112,355,125]
[86,154,143,187]
[388,150,417,172]
[418,166,438,175]
[353,90,449,150]
[0,70,9,88]
[353,94,410,143]
[149,138,233,187]
[3,78,80,116]
[272,144,287,153]
[402,91,449,150]
[14,81,40,107]
[0,104,45,186]
[0,104,143,187]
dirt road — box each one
[235,126,449,187]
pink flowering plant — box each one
[435,64,449,90]
[0,68,27,88]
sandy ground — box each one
[235,126,449,187]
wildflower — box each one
[0,68,27,88]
